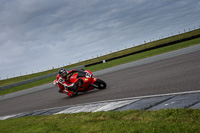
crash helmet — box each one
[58,68,68,78]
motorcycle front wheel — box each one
[93,79,107,89]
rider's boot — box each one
[67,85,78,96]
[68,91,74,97]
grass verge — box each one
[0,37,200,96]
[0,109,200,133]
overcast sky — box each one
[0,0,200,80]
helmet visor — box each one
[61,72,67,77]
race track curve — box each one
[0,47,200,116]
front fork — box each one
[91,78,97,84]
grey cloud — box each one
[0,0,200,79]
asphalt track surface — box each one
[1,48,200,116]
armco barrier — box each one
[0,65,85,91]
[85,33,200,67]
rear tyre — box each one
[93,79,107,89]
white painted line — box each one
[0,114,18,120]
[55,103,108,114]
[102,90,200,103]
[93,100,138,112]
[55,99,138,115]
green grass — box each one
[0,37,200,96]
[0,109,200,133]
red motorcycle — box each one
[55,70,107,97]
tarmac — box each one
[1,90,200,120]
[1,44,200,120]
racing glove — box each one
[53,80,58,86]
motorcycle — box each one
[54,70,107,97]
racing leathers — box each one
[53,69,79,95]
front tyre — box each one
[93,79,107,89]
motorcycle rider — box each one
[53,68,81,96]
